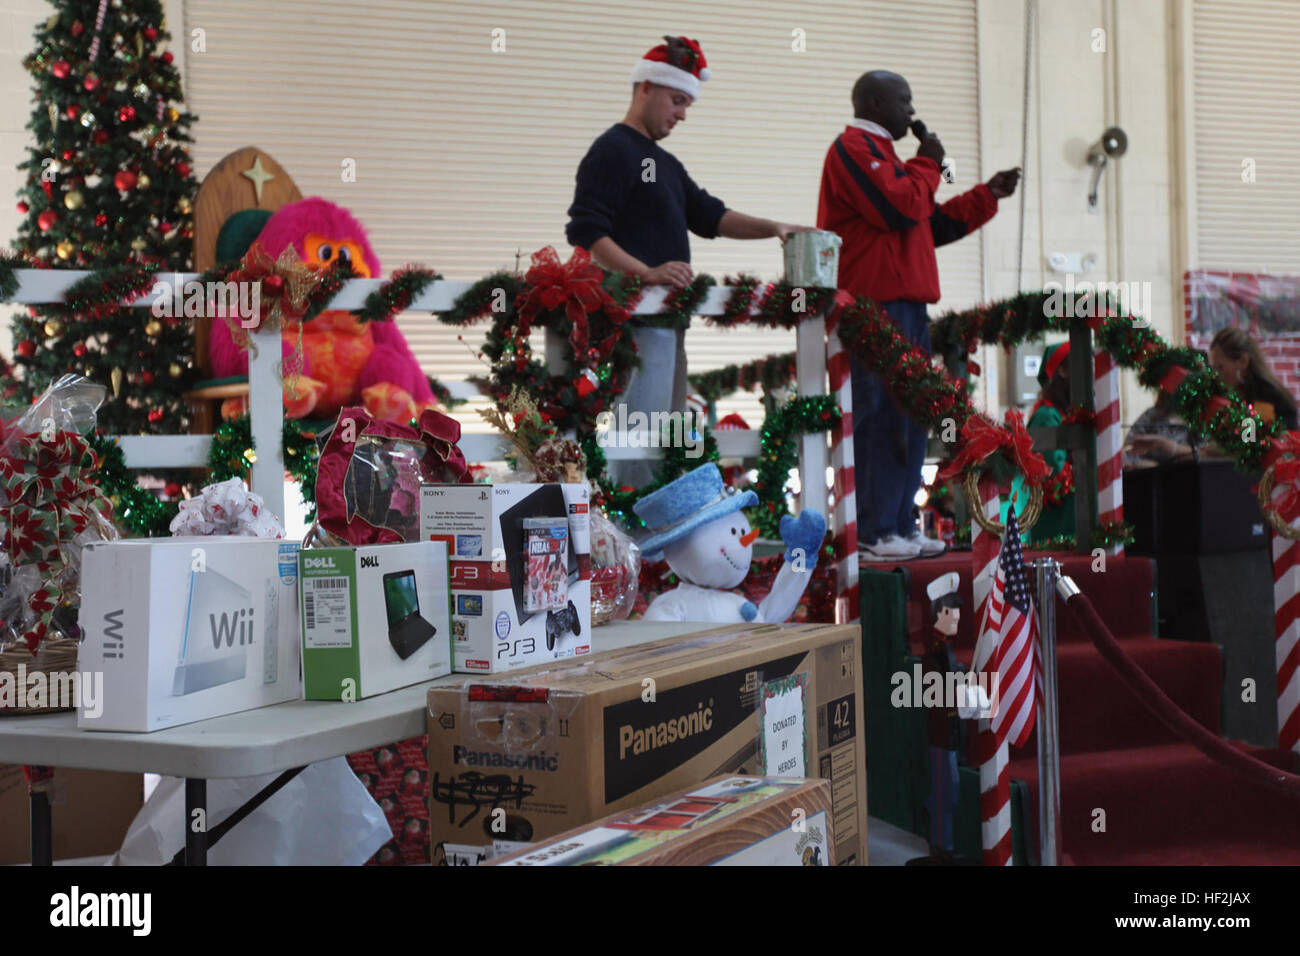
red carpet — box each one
[894,550,1300,864]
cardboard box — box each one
[0,766,142,864]
[79,537,303,732]
[489,775,834,865]
[299,541,452,700]
[427,622,867,865]
[421,482,592,673]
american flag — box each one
[974,508,1040,748]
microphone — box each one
[911,119,955,184]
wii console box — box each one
[418,482,592,673]
[298,541,452,700]
[78,537,303,732]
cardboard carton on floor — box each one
[299,540,452,700]
[0,766,142,864]
[420,482,592,673]
[489,775,834,866]
[78,537,303,732]
[427,622,866,865]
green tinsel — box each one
[752,395,841,538]
[87,433,177,537]
[207,415,321,517]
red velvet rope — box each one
[1061,591,1300,800]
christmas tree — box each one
[9,0,198,434]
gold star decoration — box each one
[241,155,275,204]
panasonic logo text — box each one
[619,702,713,759]
[452,745,558,772]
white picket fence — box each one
[7,270,838,534]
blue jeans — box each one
[850,300,930,544]
[925,746,959,852]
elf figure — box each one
[917,572,964,863]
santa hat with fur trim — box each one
[630,36,711,100]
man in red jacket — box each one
[818,70,1020,560]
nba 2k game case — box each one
[427,622,866,865]
[78,537,302,732]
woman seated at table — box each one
[1124,391,1194,467]
[1127,329,1297,462]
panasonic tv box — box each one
[78,537,302,732]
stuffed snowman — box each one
[634,463,826,624]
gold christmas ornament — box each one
[110,367,123,396]
[167,107,179,122]
[136,172,150,190]
[79,111,94,128]
[48,103,58,128]
[176,195,192,214]
[43,317,63,336]
[168,362,183,378]
[55,241,74,261]
[144,319,163,337]
[63,189,84,210]
[243,448,257,465]
[130,237,147,251]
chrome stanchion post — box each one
[1035,558,1063,866]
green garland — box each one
[594,425,722,531]
[633,275,715,329]
[207,415,322,518]
[689,352,797,404]
[0,251,27,301]
[87,433,177,537]
[752,395,842,538]
[354,266,441,324]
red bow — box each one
[516,247,619,360]
[938,409,1050,487]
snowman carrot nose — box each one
[739,528,760,546]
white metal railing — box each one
[6,271,835,527]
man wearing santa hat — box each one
[566,36,812,485]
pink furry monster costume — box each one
[208,197,436,424]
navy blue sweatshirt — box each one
[565,124,727,268]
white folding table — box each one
[0,620,703,866]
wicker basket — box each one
[0,636,79,716]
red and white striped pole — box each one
[1272,526,1300,753]
[971,476,1013,865]
[827,327,859,623]
[1093,350,1124,554]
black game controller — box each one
[545,600,581,651]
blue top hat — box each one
[633,463,758,561]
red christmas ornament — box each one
[141,370,155,385]
[65,104,79,119]
[164,482,182,498]
[262,275,284,297]
[159,222,172,235]
[51,60,70,79]
[147,408,164,424]
[113,170,137,191]
[176,161,190,178]
[576,368,599,398]
[161,52,174,64]
[93,130,109,144]
[145,27,159,41]
[70,21,84,37]
[118,105,136,122]
[16,201,28,213]
[73,343,88,358]
[94,213,107,227]
[37,209,57,231]
[16,340,36,358]
[61,150,73,161]
[83,73,99,91]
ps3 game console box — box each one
[427,622,867,866]
[78,537,303,732]
[299,541,452,700]
[419,482,592,673]
[488,776,834,866]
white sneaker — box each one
[905,532,947,557]
[859,534,923,561]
